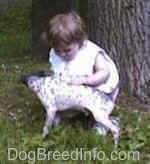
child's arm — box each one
[66,53,110,86]
[84,53,110,86]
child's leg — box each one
[109,86,119,102]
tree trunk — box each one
[87,0,150,104]
[32,0,77,59]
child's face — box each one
[54,43,80,61]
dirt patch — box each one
[116,93,150,113]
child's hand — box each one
[62,75,86,85]
[70,76,86,85]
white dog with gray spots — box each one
[20,72,120,147]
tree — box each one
[32,0,76,59]
[87,0,150,104]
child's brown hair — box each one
[46,11,87,49]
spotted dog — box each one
[20,72,120,147]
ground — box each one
[117,93,150,113]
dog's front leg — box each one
[43,108,56,139]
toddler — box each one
[45,11,120,134]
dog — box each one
[20,71,120,147]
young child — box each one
[45,11,120,134]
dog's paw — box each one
[113,128,121,148]
[42,127,49,139]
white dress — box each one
[49,40,119,94]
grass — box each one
[0,2,150,164]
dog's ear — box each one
[20,75,28,86]
[37,70,47,77]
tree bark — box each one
[32,0,77,59]
[87,0,150,103]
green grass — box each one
[0,2,150,164]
